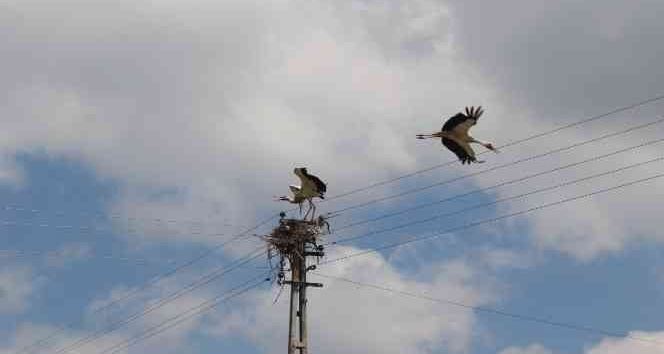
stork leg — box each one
[309,200,317,221]
[416,132,443,139]
[470,139,499,153]
[303,199,313,220]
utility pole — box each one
[266,213,327,354]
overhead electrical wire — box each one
[70,94,663,352]
[16,214,276,354]
[6,98,663,247]
[99,272,270,354]
[0,249,166,266]
[44,248,266,354]
[13,94,664,353]
[82,99,664,353]
[0,205,233,229]
[27,105,664,353]
[0,218,232,240]
[320,172,664,265]
[6,103,660,271]
[66,168,664,353]
[71,97,664,353]
[327,155,664,245]
[330,135,664,235]
[311,272,664,347]
[316,94,664,204]
[327,116,664,215]
[2,96,662,236]
[4,96,664,228]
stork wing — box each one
[308,174,327,195]
[442,137,477,164]
[442,113,468,132]
[450,119,475,137]
[294,172,308,189]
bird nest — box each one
[265,217,327,258]
[263,216,331,291]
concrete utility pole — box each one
[266,214,326,354]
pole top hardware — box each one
[283,280,324,288]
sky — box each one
[1,0,664,353]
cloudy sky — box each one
[2,0,664,353]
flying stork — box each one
[275,167,327,220]
[416,106,498,164]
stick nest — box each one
[266,218,326,257]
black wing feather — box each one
[308,174,327,197]
[442,113,468,132]
[442,138,474,164]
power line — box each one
[1,205,234,229]
[73,94,664,352]
[326,154,664,245]
[317,94,664,204]
[326,116,664,215]
[74,95,664,351]
[0,248,268,270]
[321,172,664,265]
[0,249,164,266]
[66,107,663,352]
[47,248,266,354]
[13,94,664,353]
[16,214,276,354]
[8,122,663,269]
[99,272,270,354]
[311,272,664,346]
[0,219,231,240]
[328,155,664,245]
[330,136,664,234]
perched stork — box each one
[416,106,498,164]
[275,167,327,220]
[275,185,307,215]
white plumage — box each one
[276,167,327,220]
[416,106,498,164]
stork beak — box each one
[485,143,499,153]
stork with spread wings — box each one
[417,106,498,164]
[275,167,327,220]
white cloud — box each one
[204,245,498,354]
[0,153,22,187]
[499,344,555,354]
[2,322,139,354]
[0,266,35,314]
[587,331,664,354]
[2,3,664,354]
[430,0,664,260]
[485,123,664,261]
[499,332,664,354]
[0,0,510,250]
[446,0,664,118]
[5,274,225,354]
[474,248,533,271]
